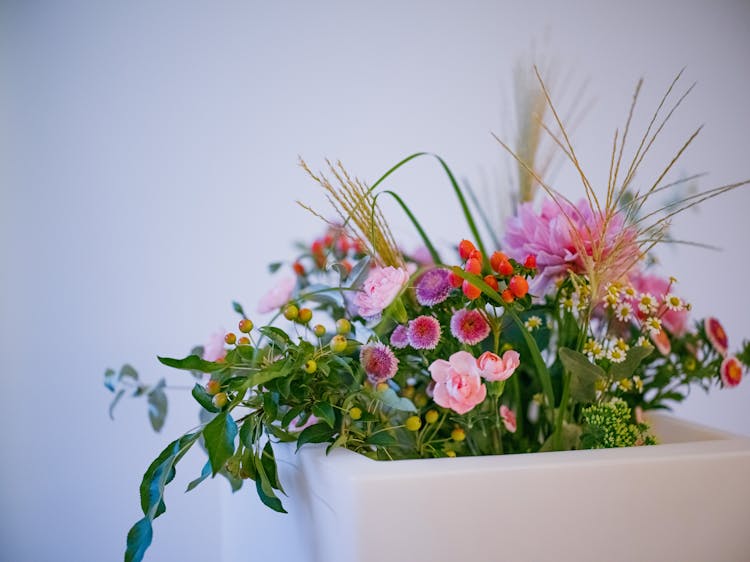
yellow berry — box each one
[330,335,347,353]
[283,305,299,321]
[237,336,250,345]
[451,428,466,442]
[238,319,254,333]
[401,386,415,399]
[313,324,326,337]
[349,407,362,420]
[205,380,221,396]
[376,382,389,392]
[405,416,422,431]
[425,410,439,424]
[298,308,313,324]
[212,392,228,408]
[445,450,457,458]
[303,359,317,374]
[414,393,428,408]
[336,318,352,335]
[224,332,237,345]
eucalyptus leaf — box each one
[559,347,605,403]
[608,346,653,380]
[300,284,345,308]
[108,389,126,420]
[375,387,417,413]
[344,256,371,289]
[232,300,246,317]
[147,379,168,433]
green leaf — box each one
[120,364,139,381]
[376,191,441,264]
[311,402,336,428]
[104,368,117,392]
[263,392,278,421]
[254,471,287,513]
[296,422,334,451]
[204,412,238,476]
[186,461,212,492]
[261,442,284,493]
[108,389,126,420]
[147,379,168,433]
[124,517,153,562]
[608,346,653,380]
[232,300,246,317]
[326,433,347,454]
[375,387,417,413]
[239,416,258,449]
[158,355,224,373]
[191,383,219,413]
[559,347,605,403]
[268,261,283,273]
[246,363,289,389]
[258,326,291,349]
[366,431,398,447]
[266,423,297,443]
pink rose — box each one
[429,351,487,415]
[354,266,409,318]
[477,350,520,381]
[257,275,296,314]
[500,405,517,433]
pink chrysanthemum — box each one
[705,317,729,357]
[415,268,453,307]
[407,315,442,350]
[500,405,517,433]
[359,342,399,384]
[503,198,639,294]
[720,356,743,388]
[450,309,491,345]
[390,325,410,349]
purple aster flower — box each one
[407,315,442,350]
[359,342,399,384]
[390,325,410,349]
[415,268,453,307]
[450,308,491,345]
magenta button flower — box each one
[360,342,399,384]
[355,266,409,319]
[477,350,520,382]
[450,308,491,345]
[408,315,442,350]
[415,268,453,307]
[429,351,487,414]
[390,325,410,349]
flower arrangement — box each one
[107,69,750,562]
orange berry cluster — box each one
[303,227,365,274]
[450,239,536,303]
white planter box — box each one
[220,414,750,562]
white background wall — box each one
[2,1,749,561]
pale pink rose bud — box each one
[477,350,520,382]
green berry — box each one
[224,332,237,345]
[313,324,326,337]
[303,359,317,374]
[297,308,313,324]
[212,392,228,408]
[330,335,347,353]
[336,318,352,335]
[238,319,254,333]
[283,305,299,321]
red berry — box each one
[342,260,353,274]
[509,275,529,298]
[465,257,482,275]
[449,271,464,288]
[490,251,507,272]
[323,234,334,246]
[458,240,476,261]
[293,261,306,276]
[311,240,324,255]
[483,275,499,292]
[468,249,483,262]
[224,332,237,345]
[462,280,482,300]
[501,289,514,303]
[524,254,537,269]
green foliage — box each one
[203,412,238,475]
[581,399,656,449]
[559,348,604,403]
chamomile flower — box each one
[622,285,637,299]
[638,293,658,314]
[603,292,619,309]
[618,378,633,392]
[524,315,543,330]
[615,303,633,322]
[645,316,662,335]
[633,376,643,393]
[635,335,653,349]
[608,346,627,363]
[664,293,684,312]
[614,338,630,352]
